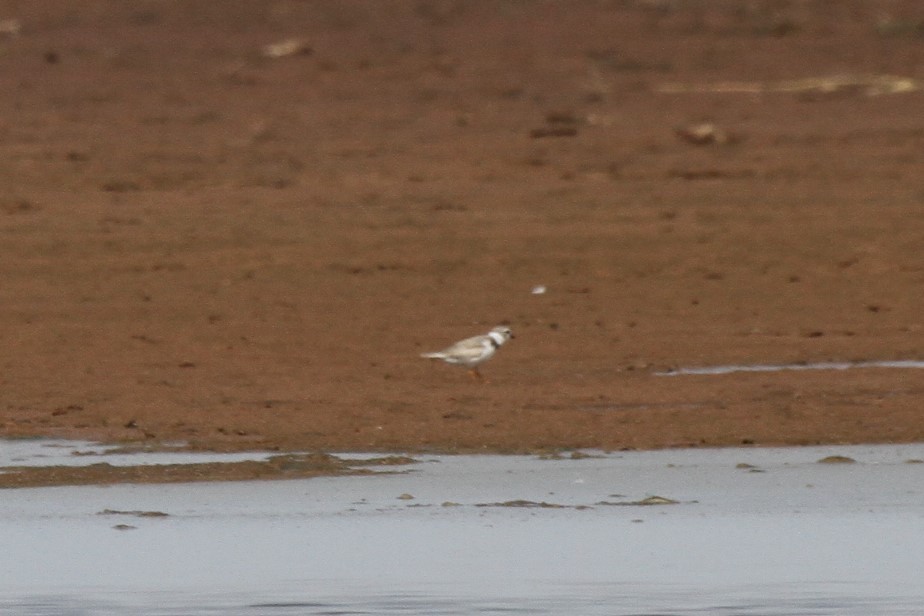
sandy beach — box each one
[1,1,922,459]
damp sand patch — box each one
[0,440,418,488]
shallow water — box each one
[7,586,924,616]
[657,359,924,376]
[0,439,278,469]
[2,443,924,615]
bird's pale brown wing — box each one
[438,335,490,361]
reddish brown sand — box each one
[2,1,922,466]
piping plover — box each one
[420,326,514,380]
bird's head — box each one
[489,325,514,345]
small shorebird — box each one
[420,326,514,381]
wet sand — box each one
[0,439,418,488]
[1,2,922,459]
